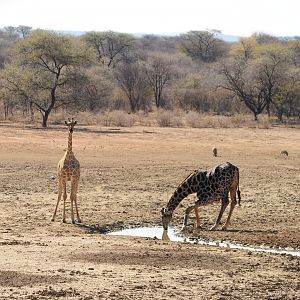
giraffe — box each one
[51,118,81,224]
[161,162,241,231]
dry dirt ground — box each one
[0,122,299,299]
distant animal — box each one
[51,118,81,224]
[280,150,288,156]
[161,162,241,231]
[212,147,218,157]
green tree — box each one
[2,30,94,127]
[229,37,257,60]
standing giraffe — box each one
[51,118,81,224]
[161,162,241,231]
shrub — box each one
[156,110,172,127]
[111,110,136,127]
[186,111,201,128]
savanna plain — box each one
[0,122,299,299]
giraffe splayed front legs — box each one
[162,162,241,231]
[51,118,81,224]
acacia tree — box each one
[180,30,226,63]
[82,31,136,68]
[2,30,93,127]
[16,25,32,39]
[229,37,257,60]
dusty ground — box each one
[0,122,299,299]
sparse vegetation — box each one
[0,27,300,127]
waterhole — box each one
[108,226,300,257]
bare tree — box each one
[16,25,32,39]
[82,31,136,68]
[180,30,226,63]
[3,26,19,40]
[72,66,114,111]
[252,32,280,44]
[272,69,300,121]
[114,61,151,112]
[220,59,267,120]
[145,55,175,108]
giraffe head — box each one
[65,118,77,133]
[161,207,172,230]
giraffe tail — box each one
[237,188,241,206]
[237,168,241,206]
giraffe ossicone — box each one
[161,162,241,231]
[51,118,81,224]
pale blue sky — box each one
[1,0,300,37]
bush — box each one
[110,110,136,127]
[186,111,201,128]
[156,110,172,127]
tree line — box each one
[0,26,300,127]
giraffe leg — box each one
[194,206,202,228]
[62,182,67,223]
[51,179,62,222]
[182,205,196,230]
[222,188,237,230]
[210,196,229,231]
[71,179,81,223]
[73,181,81,223]
[70,180,76,224]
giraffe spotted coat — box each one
[161,162,241,231]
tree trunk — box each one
[41,87,56,127]
[42,109,51,128]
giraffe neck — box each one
[67,132,73,153]
[166,179,196,214]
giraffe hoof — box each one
[62,219,66,223]
[51,218,54,222]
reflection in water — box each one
[162,229,170,241]
[108,226,300,257]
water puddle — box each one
[108,226,300,257]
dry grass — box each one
[0,124,299,300]
[0,109,298,129]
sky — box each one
[1,0,300,37]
